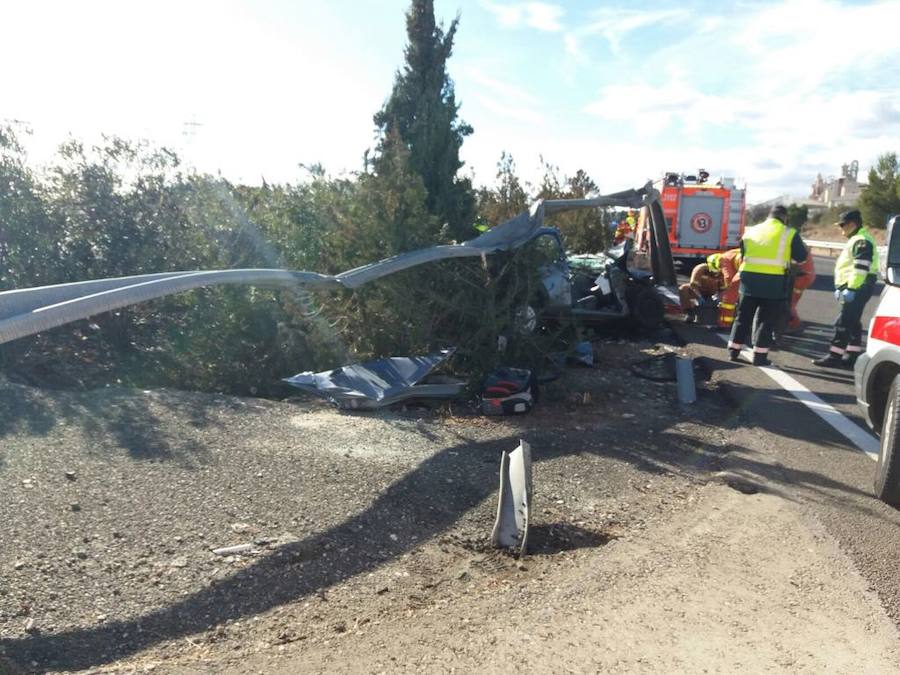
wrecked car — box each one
[525,230,667,330]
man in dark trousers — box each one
[812,209,879,368]
[727,205,808,365]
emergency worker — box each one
[768,219,816,341]
[613,212,635,245]
[626,209,636,233]
[727,205,808,365]
[812,210,879,368]
[716,248,742,329]
[679,254,723,323]
[787,253,816,333]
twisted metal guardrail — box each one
[803,240,888,279]
[0,270,338,346]
[803,239,844,251]
[1,185,669,346]
[805,239,887,253]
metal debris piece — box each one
[570,341,594,366]
[212,544,253,556]
[491,440,533,557]
[284,348,463,410]
[675,356,697,404]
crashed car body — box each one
[527,229,667,329]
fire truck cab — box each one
[637,169,746,267]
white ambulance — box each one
[855,215,900,504]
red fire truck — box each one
[637,169,746,266]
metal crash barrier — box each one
[1,183,670,346]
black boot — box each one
[812,353,846,368]
[842,352,860,368]
[728,349,741,362]
[752,353,771,367]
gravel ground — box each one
[4,335,894,673]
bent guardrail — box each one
[0,184,668,346]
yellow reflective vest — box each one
[835,226,879,290]
[739,218,795,276]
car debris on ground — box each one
[283,348,463,410]
[490,440,533,557]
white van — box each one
[855,215,900,504]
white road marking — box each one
[756,362,880,461]
[717,335,880,460]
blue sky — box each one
[3,0,900,201]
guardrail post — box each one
[676,356,697,404]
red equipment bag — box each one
[481,368,534,416]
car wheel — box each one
[875,376,900,506]
[626,285,664,329]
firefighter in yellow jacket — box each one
[613,210,636,244]
[812,210,879,368]
[679,254,723,323]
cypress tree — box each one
[374,0,475,242]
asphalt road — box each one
[782,254,882,428]
[680,254,900,624]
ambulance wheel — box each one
[875,377,900,506]
[627,285,664,329]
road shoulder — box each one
[225,481,900,674]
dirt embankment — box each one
[802,222,887,245]
[1,337,898,674]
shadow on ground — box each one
[3,381,884,672]
[0,382,263,463]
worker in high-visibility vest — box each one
[727,205,808,365]
[613,211,635,244]
[812,210,879,368]
[716,248,742,329]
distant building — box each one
[746,161,866,218]
[810,160,866,208]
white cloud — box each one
[456,69,546,157]
[482,2,565,32]
[6,0,900,206]
[466,70,541,106]
[582,72,900,199]
[565,7,688,57]
[699,16,723,33]
[731,0,900,98]
[583,75,746,137]
[476,96,545,126]
[571,0,900,200]
[1,0,394,182]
